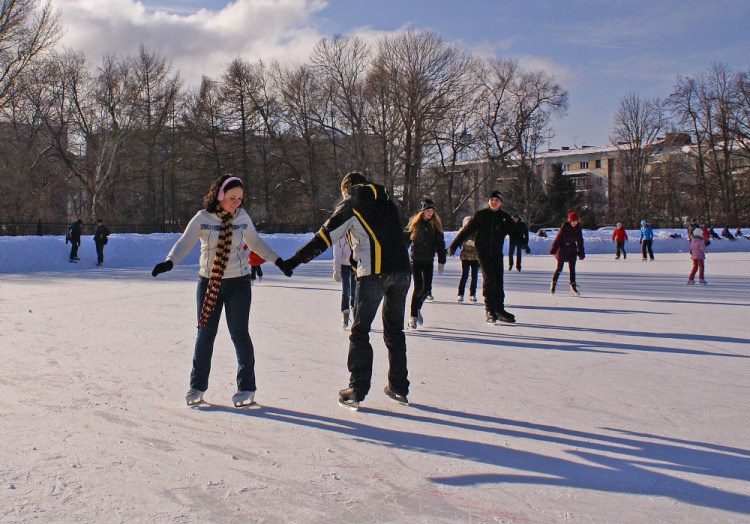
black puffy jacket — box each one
[449,207,514,260]
[289,183,411,277]
[406,221,446,265]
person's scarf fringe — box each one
[198,208,233,327]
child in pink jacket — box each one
[687,228,708,285]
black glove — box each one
[152,260,173,277]
[275,257,294,277]
[524,245,530,254]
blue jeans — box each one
[340,265,357,312]
[348,272,411,400]
[191,275,255,392]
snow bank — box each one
[1,229,748,273]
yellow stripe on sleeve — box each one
[352,209,381,273]
[317,228,331,248]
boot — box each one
[550,280,557,294]
[570,282,580,297]
[342,309,350,329]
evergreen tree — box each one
[545,163,581,226]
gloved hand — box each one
[152,260,173,277]
[447,247,455,257]
[275,257,294,277]
[524,245,530,254]
[437,263,444,275]
[333,269,342,282]
[578,254,585,260]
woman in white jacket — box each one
[333,235,357,329]
[152,175,291,407]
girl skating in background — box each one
[687,228,708,285]
[549,212,585,296]
[405,199,446,329]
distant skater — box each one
[687,228,708,285]
[333,235,357,329]
[67,219,82,262]
[404,198,446,329]
[549,212,585,296]
[508,214,529,271]
[456,216,480,303]
[639,219,654,260]
[93,219,110,266]
[612,222,628,259]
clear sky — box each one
[49,0,750,149]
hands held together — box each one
[275,257,294,277]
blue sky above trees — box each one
[50,0,750,149]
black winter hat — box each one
[489,190,502,200]
[420,198,435,211]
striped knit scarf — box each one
[198,208,233,327]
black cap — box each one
[489,190,502,200]
[420,198,435,211]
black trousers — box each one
[615,241,626,258]
[552,259,577,284]
[508,243,523,268]
[479,254,505,314]
[458,259,479,296]
[348,272,411,400]
[641,240,654,259]
[95,240,105,264]
[410,260,433,317]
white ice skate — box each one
[232,390,256,407]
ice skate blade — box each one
[338,399,359,411]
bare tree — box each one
[221,57,258,189]
[669,64,747,224]
[34,50,140,222]
[273,61,330,224]
[0,0,61,112]
[129,44,182,225]
[609,92,666,226]
[363,53,402,191]
[373,30,475,213]
[183,75,226,181]
[310,35,372,172]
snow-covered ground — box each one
[1,231,749,523]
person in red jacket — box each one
[549,212,585,296]
[612,222,628,260]
[248,250,265,283]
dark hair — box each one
[203,174,243,212]
[341,171,368,194]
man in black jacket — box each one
[93,219,110,266]
[68,219,82,262]
[280,172,412,409]
[448,191,516,324]
[508,214,530,271]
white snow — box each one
[1,230,749,523]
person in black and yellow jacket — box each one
[280,172,412,409]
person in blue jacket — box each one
[639,219,655,261]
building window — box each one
[595,159,602,169]
[562,163,571,172]
[580,161,589,169]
